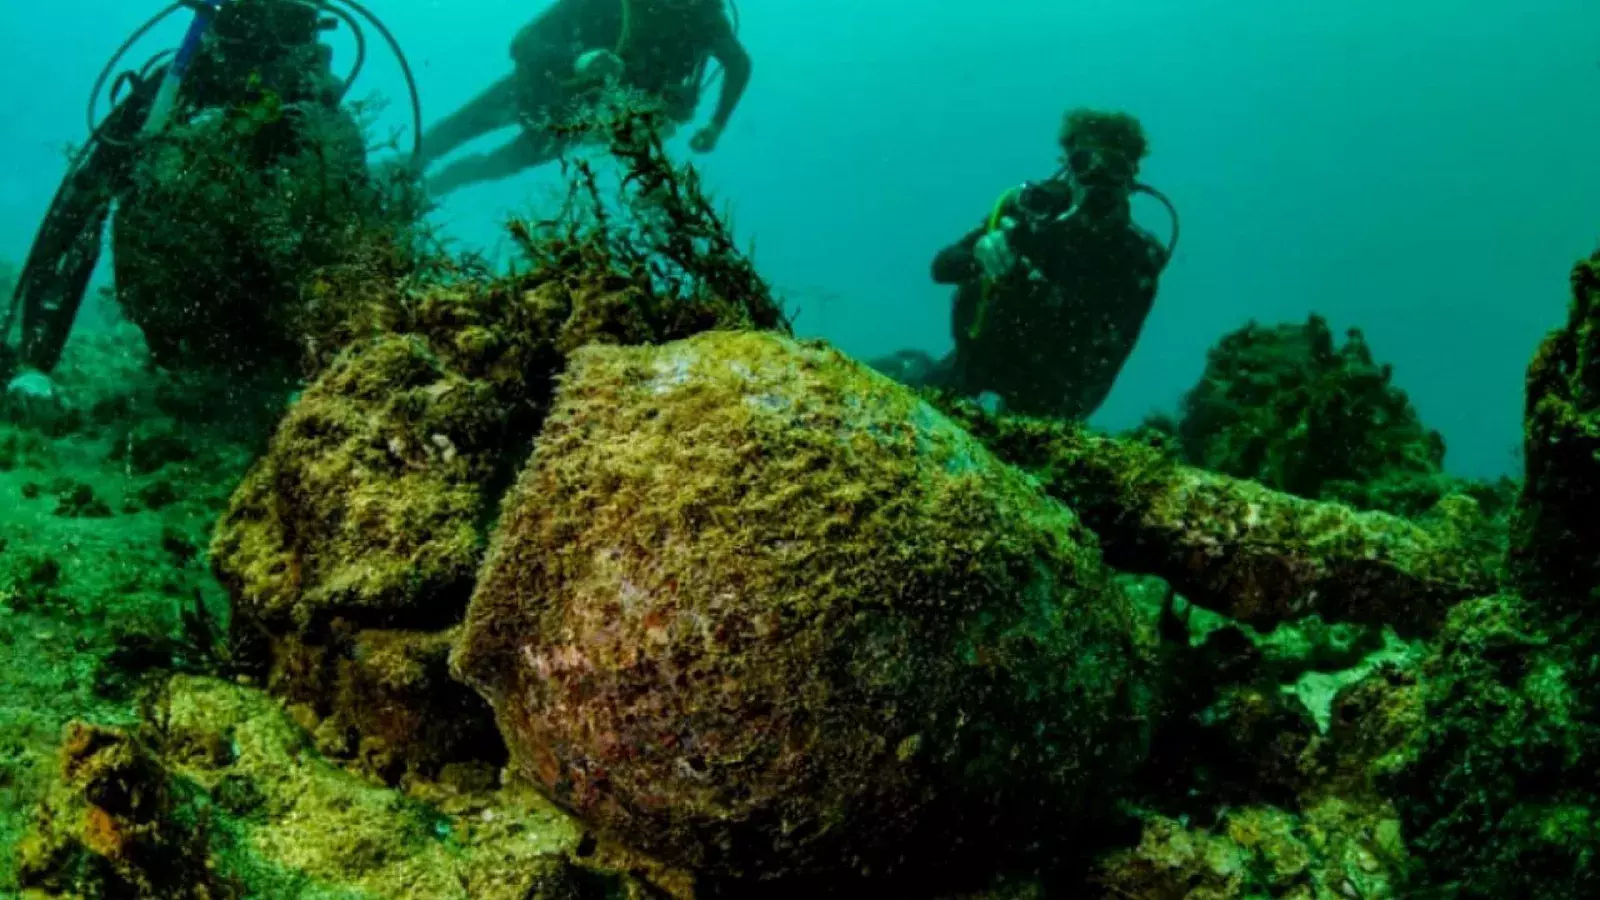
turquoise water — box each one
[4,1,1598,476]
[4,4,1600,895]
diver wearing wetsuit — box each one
[885,109,1175,420]
[3,0,377,389]
[419,0,750,196]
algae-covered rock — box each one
[1172,316,1452,516]
[213,335,502,632]
[947,406,1498,636]
[1386,253,1600,899]
[454,331,1156,883]
[1098,798,1405,900]
[1513,252,1600,610]
[1389,593,1600,899]
[213,255,787,637]
[268,626,504,783]
[16,675,655,899]
[208,327,535,782]
[209,262,773,782]
[17,723,219,898]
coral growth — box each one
[209,101,792,787]
[1170,316,1469,517]
[18,676,652,899]
[454,331,1155,885]
[1512,253,1600,611]
[947,404,1498,635]
[1387,254,1600,899]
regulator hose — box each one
[87,1,186,141]
[968,185,1022,340]
[316,0,423,162]
[320,2,367,102]
[88,0,420,162]
[1132,181,1180,267]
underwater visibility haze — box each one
[0,0,1599,897]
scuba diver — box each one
[0,0,421,396]
[875,108,1179,421]
[418,0,750,197]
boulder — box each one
[454,331,1156,882]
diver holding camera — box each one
[878,107,1179,421]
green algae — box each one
[16,677,608,899]
[0,323,655,899]
[1167,316,1458,517]
[0,326,261,894]
[0,294,1542,900]
[1389,593,1600,899]
[1100,797,1406,900]
[945,402,1498,635]
[156,675,586,898]
[110,0,425,379]
[455,331,1156,885]
[1375,252,1600,899]
[7,90,1600,898]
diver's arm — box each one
[934,181,1062,284]
[688,20,750,152]
[707,25,751,132]
[932,228,986,284]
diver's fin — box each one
[11,74,157,373]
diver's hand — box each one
[689,125,722,153]
[974,226,1019,281]
[574,49,624,83]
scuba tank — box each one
[142,1,223,137]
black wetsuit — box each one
[511,0,745,121]
[420,0,750,194]
[928,176,1167,420]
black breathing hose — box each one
[86,0,420,162]
[318,2,367,102]
[109,51,174,110]
[1133,182,1180,268]
[87,1,186,141]
[315,0,422,162]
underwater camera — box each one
[0,0,420,386]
